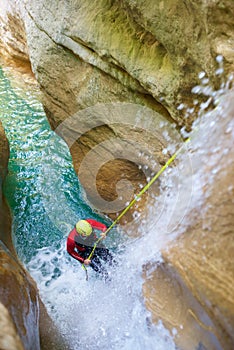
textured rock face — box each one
[0,82,68,350]
[143,90,234,349]
[13,0,232,220]
[0,0,31,75]
[0,245,40,350]
[1,1,234,217]
[0,303,24,350]
[27,0,234,208]
[0,126,16,350]
[0,122,12,251]
[0,122,40,350]
[0,122,9,187]
[23,0,234,118]
[0,1,234,349]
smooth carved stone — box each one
[0,119,67,350]
[0,1,234,349]
[0,122,9,185]
[0,303,24,350]
[1,0,234,216]
[143,91,234,350]
[0,243,40,350]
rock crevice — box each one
[0,1,234,349]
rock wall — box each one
[1,1,234,218]
[0,124,24,350]
[0,245,40,350]
[0,1,234,349]
[0,0,32,77]
[0,121,68,350]
[0,122,39,350]
[22,0,234,119]
[143,90,234,349]
[0,303,24,350]
[21,0,234,219]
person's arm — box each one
[86,219,107,232]
[66,232,85,263]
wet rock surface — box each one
[0,1,234,349]
[143,91,234,349]
[0,122,39,350]
[1,0,233,215]
[0,114,68,350]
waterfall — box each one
[0,66,177,349]
[2,58,232,349]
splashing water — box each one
[1,52,233,349]
[0,66,177,349]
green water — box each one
[0,66,179,350]
[0,66,109,263]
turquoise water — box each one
[0,65,177,350]
[0,56,231,350]
[0,66,110,263]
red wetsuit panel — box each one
[86,219,107,232]
[66,228,85,263]
[66,220,107,263]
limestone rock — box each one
[0,245,40,350]
[22,0,234,119]
[0,122,12,251]
[0,0,30,70]
[0,121,9,186]
[0,303,24,350]
[16,0,233,217]
[143,90,234,349]
[0,121,68,350]
[0,122,40,350]
[0,1,234,349]
[1,1,234,216]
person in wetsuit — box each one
[66,219,114,279]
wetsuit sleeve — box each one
[66,232,85,263]
[86,219,107,232]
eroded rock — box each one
[1,0,234,218]
[17,0,233,218]
[0,0,31,75]
[0,302,24,350]
[0,121,40,350]
[143,90,234,349]
[0,244,40,350]
[0,121,68,350]
[0,1,234,349]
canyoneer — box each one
[67,138,191,280]
[66,219,115,279]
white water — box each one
[3,56,233,349]
[28,238,176,350]
[26,120,194,350]
[29,61,234,350]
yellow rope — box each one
[82,137,190,276]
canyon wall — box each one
[1,0,233,219]
[20,0,234,219]
[0,1,234,349]
[0,104,68,350]
[0,121,38,350]
[143,90,234,349]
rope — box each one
[82,137,190,278]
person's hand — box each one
[100,232,106,240]
[83,259,91,265]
